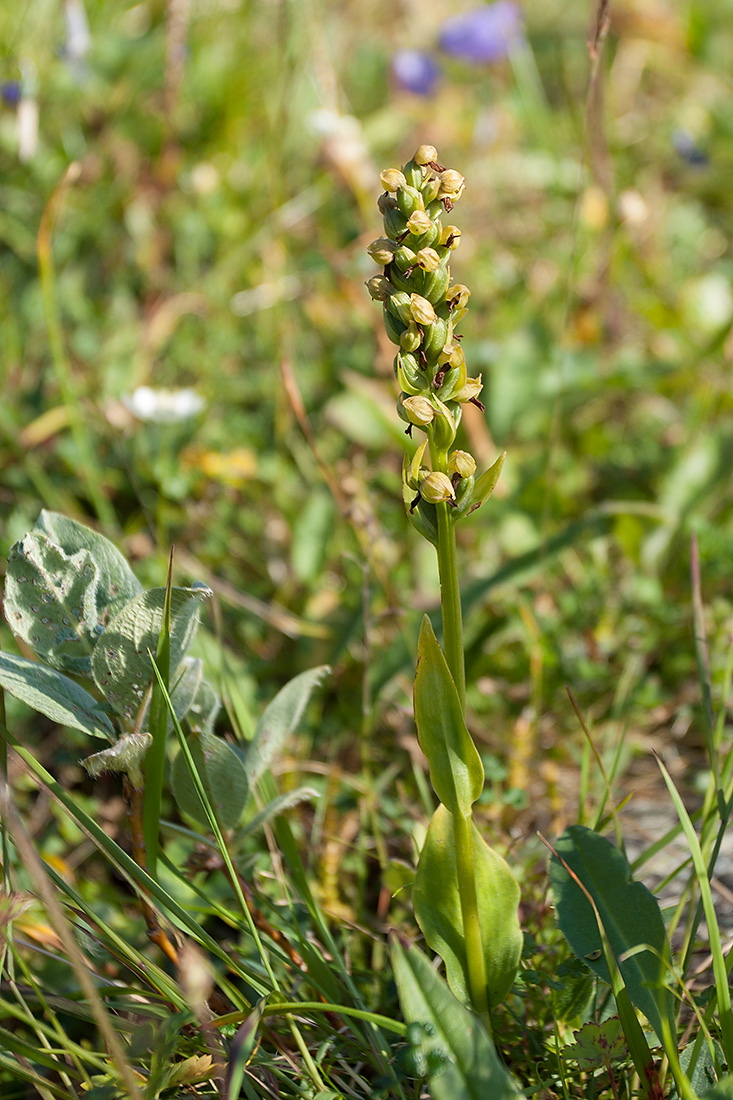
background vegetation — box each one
[1,0,732,1096]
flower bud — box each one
[377,191,398,214]
[367,237,398,265]
[400,322,422,353]
[416,247,441,272]
[420,471,455,503]
[366,276,393,302]
[397,184,425,218]
[394,245,417,271]
[453,374,483,403]
[387,290,414,325]
[397,352,426,395]
[431,398,458,448]
[439,169,465,198]
[381,168,407,192]
[410,293,437,326]
[440,225,461,249]
[414,144,438,165]
[446,283,471,310]
[406,210,433,236]
[403,396,436,426]
[447,449,477,479]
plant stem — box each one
[429,436,467,713]
[453,809,490,1023]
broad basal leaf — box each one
[171,730,249,830]
[187,677,220,734]
[550,825,675,1043]
[91,586,211,724]
[413,804,522,1008]
[391,938,522,1100]
[34,510,142,619]
[0,650,115,739]
[4,533,101,674]
[414,616,483,817]
[247,665,329,785]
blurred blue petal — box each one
[440,2,523,63]
[672,128,709,168]
[391,50,441,96]
[1,81,22,107]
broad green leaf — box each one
[4,533,101,674]
[171,730,249,829]
[700,1078,733,1100]
[84,732,152,782]
[35,510,142,618]
[187,677,220,733]
[247,665,330,786]
[413,804,522,1008]
[0,650,115,739]
[565,1018,626,1070]
[391,939,523,1100]
[414,616,483,816]
[470,451,506,512]
[550,825,675,1043]
[91,586,211,723]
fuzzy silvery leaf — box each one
[34,510,143,619]
[171,730,249,830]
[83,732,152,782]
[91,586,211,725]
[187,677,220,734]
[247,665,330,786]
[4,533,102,675]
[239,786,318,839]
[170,657,204,727]
[0,650,115,739]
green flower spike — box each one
[367,147,502,532]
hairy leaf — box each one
[171,730,249,829]
[247,665,329,786]
[92,586,210,724]
[550,825,675,1043]
[413,804,522,1007]
[0,650,115,739]
[391,938,522,1100]
[4,533,101,674]
[414,617,483,816]
[34,510,142,618]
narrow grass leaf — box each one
[143,555,174,878]
[550,825,674,1044]
[391,938,522,1100]
[657,757,733,1069]
[226,996,266,1100]
[171,730,249,829]
[0,650,114,738]
[413,804,522,1007]
[414,616,483,816]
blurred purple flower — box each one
[672,128,708,168]
[391,50,441,97]
[440,2,523,64]
[1,81,22,107]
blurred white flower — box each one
[122,386,206,424]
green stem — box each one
[429,439,466,713]
[453,809,490,1024]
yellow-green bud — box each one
[400,322,422,353]
[403,396,435,426]
[439,341,465,370]
[453,375,483,402]
[380,169,407,192]
[406,210,433,236]
[446,284,471,309]
[440,225,462,249]
[410,293,437,326]
[394,245,417,271]
[447,450,477,479]
[439,169,465,198]
[420,471,455,503]
[367,238,397,265]
[416,247,441,272]
[415,144,438,166]
[366,276,393,302]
